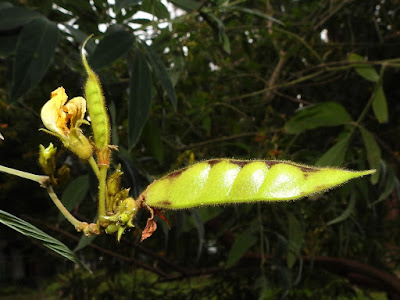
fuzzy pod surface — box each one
[142,159,375,209]
[81,37,110,149]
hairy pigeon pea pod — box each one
[81,36,110,152]
[141,159,375,209]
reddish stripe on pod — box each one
[227,159,248,168]
[260,160,317,173]
[207,159,223,166]
[165,168,187,179]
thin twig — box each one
[265,50,287,102]
[313,0,352,30]
[162,132,267,151]
[273,91,312,105]
[46,185,83,229]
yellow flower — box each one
[41,87,93,160]
[41,87,87,136]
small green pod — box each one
[142,159,375,209]
[81,36,110,149]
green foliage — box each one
[0,210,86,269]
[128,47,153,148]
[226,230,257,268]
[348,53,380,83]
[315,130,351,167]
[371,82,388,124]
[1,0,399,299]
[11,18,59,102]
[284,102,352,134]
[89,28,135,70]
[60,175,89,220]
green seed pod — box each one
[81,36,110,149]
[142,159,375,209]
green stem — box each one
[98,165,109,220]
[88,156,100,179]
[46,185,82,228]
[0,165,48,186]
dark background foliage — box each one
[0,0,399,299]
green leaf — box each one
[0,2,13,9]
[144,44,177,110]
[287,214,302,268]
[74,235,97,252]
[115,0,141,10]
[89,30,135,69]
[128,48,153,149]
[167,0,200,11]
[359,127,381,184]
[197,206,223,223]
[0,32,18,56]
[221,31,231,54]
[0,209,88,270]
[10,19,59,102]
[285,102,352,134]
[348,53,379,82]
[62,24,96,53]
[316,131,351,166]
[142,119,164,163]
[205,12,231,54]
[371,83,388,123]
[369,164,395,207]
[141,0,170,19]
[327,193,356,226]
[60,175,89,221]
[109,101,119,146]
[0,6,43,30]
[191,209,205,260]
[226,231,257,268]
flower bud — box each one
[38,143,57,176]
[56,165,70,185]
[107,166,123,197]
[66,128,93,160]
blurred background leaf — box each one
[0,0,399,298]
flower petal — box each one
[64,97,87,128]
[41,87,68,136]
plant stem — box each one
[46,185,82,228]
[98,165,108,220]
[0,165,49,186]
[88,156,100,179]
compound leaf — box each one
[10,19,59,102]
